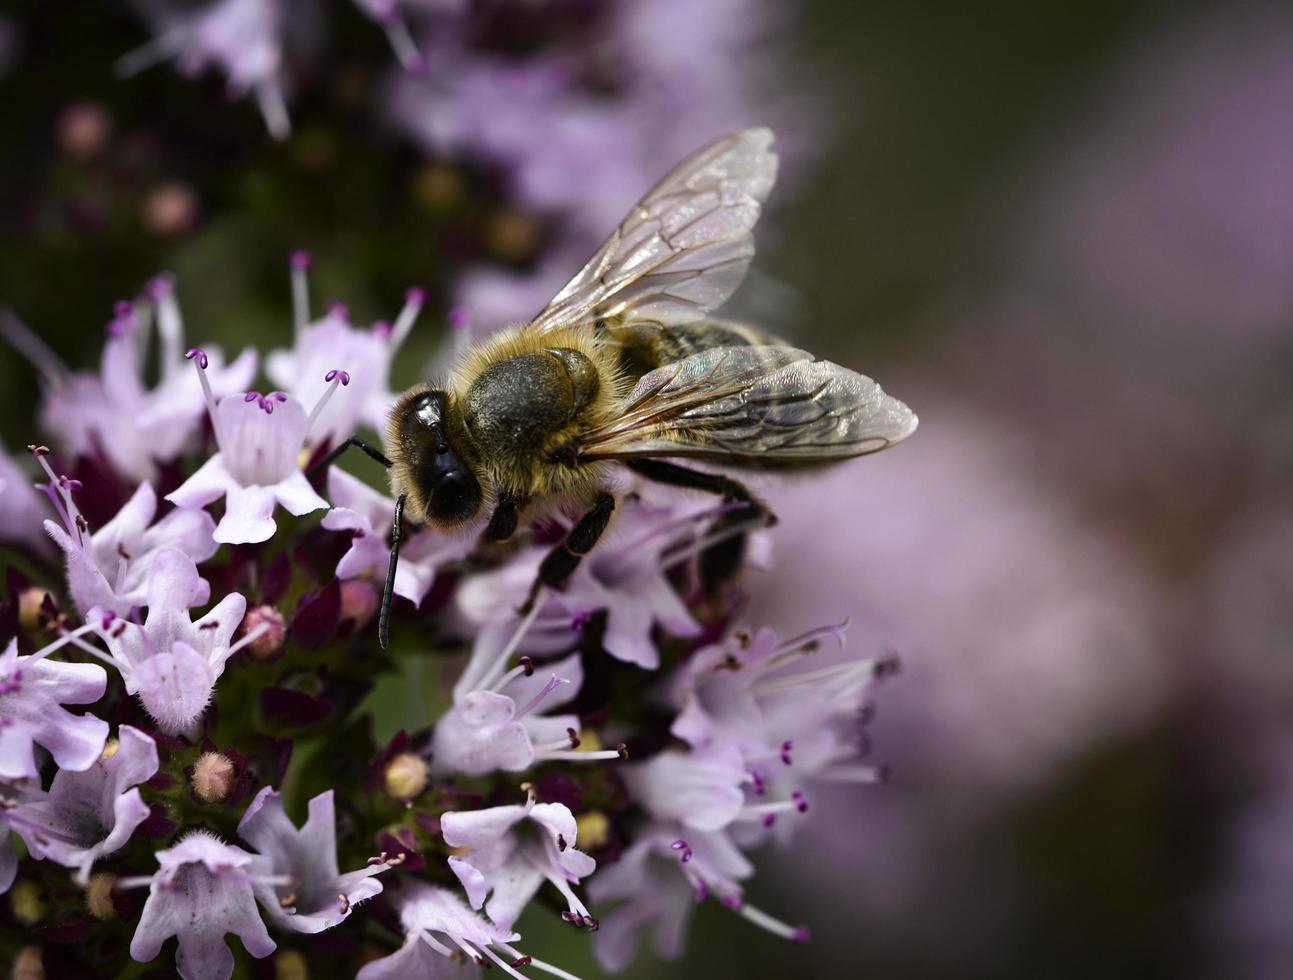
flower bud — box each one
[191,752,236,804]
[17,588,46,632]
[10,880,43,924]
[340,581,379,628]
[86,873,116,920]
[57,102,110,160]
[383,752,428,800]
[142,182,199,237]
[274,949,309,980]
[575,811,610,850]
[242,606,286,661]
[12,946,43,980]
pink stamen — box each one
[290,251,311,337]
[388,286,426,351]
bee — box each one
[322,129,918,647]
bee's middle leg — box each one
[624,459,775,585]
[519,492,616,614]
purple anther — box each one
[324,369,351,386]
[326,301,349,320]
[792,790,808,813]
[792,926,811,944]
[58,476,83,492]
[244,391,261,403]
[405,286,427,305]
[372,320,392,338]
[185,348,209,370]
[448,305,469,329]
[780,740,794,766]
[27,445,50,457]
[762,813,777,828]
[290,249,311,270]
[671,840,693,863]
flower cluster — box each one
[0,260,892,978]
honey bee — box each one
[322,129,918,646]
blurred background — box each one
[0,1,1289,977]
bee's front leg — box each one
[483,491,527,543]
[518,492,615,615]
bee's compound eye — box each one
[420,454,482,525]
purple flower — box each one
[4,285,256,483]
[39,465,217,618]
[0,630,109,782]
[430,650,593,775]
[237,786,389,933]
[119,0,291,140]
[441,790,596,931]
[265,269,426,449]
[355,880,567,980]
[2,726,158,885]
[589,823,806,972]
[624,743,749,833]
[90,548,254,734]
[666,623,885,837]
[166,355,335,545]
[322,468,470,607]
[125,830,277,980]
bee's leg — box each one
[624,459,775,586]
[483,492,527,543]
[308,436,392,476]
[519,492,616,615]
[377,492,407,650]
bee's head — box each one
[387,387,483,528]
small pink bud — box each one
[191,752,237,804]
[242,606,286,661]
[340,580,379,628]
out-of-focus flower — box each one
[0,630,109,782]
[91,548,255,734]
[322,467,469,607]
[3,282,257,483]
[441,790,596,931]
[1,727,157,885]
[238,786,389,933]
[57,102,112,160]
[266,256,426,447]
[41,472,217,618]
[125,830,277,980]
[142,182,200,236]
[119,0,291,139]
[355,880,567,980]
[167,351,334,545]
[0,441,50,554]
[389,0,810,327]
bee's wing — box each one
[577,346,918,463]
[529,128,778,334]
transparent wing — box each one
[529,128,779,334]
[577,346,919,463]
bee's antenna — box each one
[307,437,393,477]
[379,493,406,650]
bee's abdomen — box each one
[609,319,782,382]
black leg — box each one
[378,493,406,650]
[519,493,615,614]
[483,492,526,542]
[625,459,774,586]
[309,436,392,477]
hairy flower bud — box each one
[384,752,429,800]
[191,751,236,804]
[242,606,286,661]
